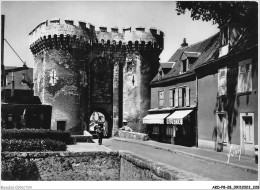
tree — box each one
[176,1,258,27]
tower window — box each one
[127,62,133,72]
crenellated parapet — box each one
[29,18,164,55]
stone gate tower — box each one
[29,18,164,136]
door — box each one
[242,116,253,144]
[57,121,66,131]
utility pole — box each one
[1,15,6,87]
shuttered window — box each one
[159,91,164,108]
[237,59,252,93]
[218,67,227,96]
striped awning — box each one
[166,110,193,125]
[142,113,170,124]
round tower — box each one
[29,18,92,133]
[121,26,164,133]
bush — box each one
[1,138,66,152]
[2,129,71,144]
[2,158,40,180]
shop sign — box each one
[167,118,183,125]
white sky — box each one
[1,1,219,68]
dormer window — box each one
[182,59,188,73]
[158,67,164,80]
[180,52,200,74]
[219,22,245,58]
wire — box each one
[4,39,26,65]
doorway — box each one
[89,112,108,137]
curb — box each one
[113,138,258,175]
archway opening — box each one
[89,111,108,138]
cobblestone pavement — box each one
[101,138,258,181]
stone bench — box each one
[118,129,149,141]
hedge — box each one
[2,129,72,144]
[1,139,66,152]
[2,158,40,180]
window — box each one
[237,59,252,93]
[218,67,227,96]
[126,62,133,72]
[159,91,164,108]
[178,87,190,107]
[169,89,175,107]
[166,126,173,136]
[182,59,189,73]
[158,70,163,80]
[220,26,229,47]
[153,126,159,134]
[174,88,178,107]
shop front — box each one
[143,113,170,142]
[166,109,196,147]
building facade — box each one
[195,21,258,156]
[144,35,220,147]
[29,18,164,136]
[145,18,257,156]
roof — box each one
[182,51,201,58]
[195,26,257,69]
[160,62,175,69]
[151,33,220,84]
[3,66,33,90]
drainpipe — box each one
[1,15,6,87]
[195,74,198,147]
[11,70,14,97]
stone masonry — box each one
[29,18,164,136]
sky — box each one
[1,1,219,68]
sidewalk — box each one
[67,139,111,152]
[113,137,258,174]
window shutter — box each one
[174,88,178,107]
[247,64,252,91]
[178,88,182,107]
[237,65,242,93]
[169,89,173,107]
[186,87,190,107]
[218,68,227,95]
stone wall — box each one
[2,151,120,181]
[2,151,210,181]
[118,130,149,141]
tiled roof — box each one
[151,33,220,83]
[196,26,257,68]
[182,51,201,58]
[3,66,33,90]
[160,62,175,69]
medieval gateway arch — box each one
[29,18,164,137]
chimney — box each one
[181,38,188,48]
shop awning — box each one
[166,110,193,125]
[143,113,170,124]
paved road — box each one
[102,139,257,181]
